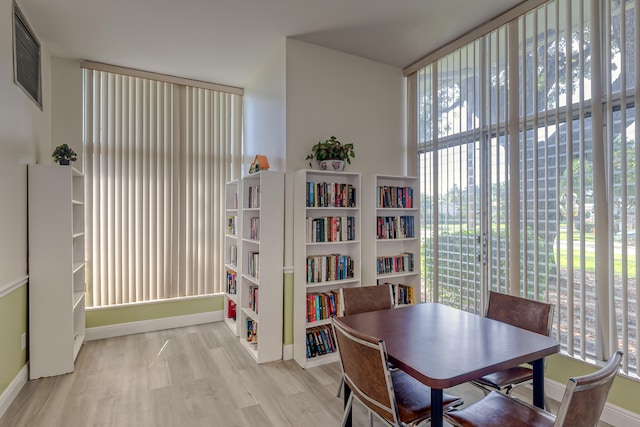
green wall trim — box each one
[0,284,28,395]
[86,295,223,328]
[546,353,640,415]
[283,272,294,345]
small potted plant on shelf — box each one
[52,144,77,166]
[305,136,355,171]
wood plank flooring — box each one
[0,322,611,427]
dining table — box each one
[338,302,560,427]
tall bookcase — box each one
[362,174,421,306]
[28,164,86,379]
[293,169,361,369]
[235,171,284,363]
[223,179,241,336]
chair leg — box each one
[340,393,354,427]
[337,377,344,397]
[506,382,551,411]
[470,381,491,396]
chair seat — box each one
[392,370,463,424]
[473,366,533,390]
[444,391,555,427]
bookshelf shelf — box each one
[305,278,360,290]
[294,169,362,369]
[28,165,86,379]
[237,171,284,364]
[304,352,340,369]
[363,174,421,306]
[306,318,333,327]
[240,338,259,361]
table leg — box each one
[532,358,545,409]
[431,388,443,427]
[344,382,352,427]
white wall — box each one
[0,0,54,402]
[0,0,52,290]
[51,57,83,172]
[283,38,405,268]
[243,40,287,176]
[285,39,405,175]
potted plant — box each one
[305,136,355,171]
[52,144,77,166]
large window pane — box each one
[416,0,638,378]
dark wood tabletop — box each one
[339,302,560,427]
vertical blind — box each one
[83,69,242,307]
[415,0,638,377]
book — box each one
[227,300,236,320]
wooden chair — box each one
[341,283,395,316]
[444,350,623,427]
[471,291,554,406]
[332,317,463,427]
[336,284,395,398]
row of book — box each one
[382,282,415,305]
[376,252,414,275]
[246,319,258,345]
[306,324,336,358]
[376,215,415,239]
[306,216,356,242]
[249,217,260,240]
[306,290,341,322]
[306,254,355,283]
[248,285,259,314]
[247,251,259,279]
[377,185,413,208]
[227,216,236,235]
[226,270,237,294]
[227,299,237,320]
[247,184,261,208]
[306,181,357,208]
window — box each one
[413,0,638,378]
[83,67,243,307]
[13,1,42,108]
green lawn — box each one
[422,223,637,280]
[557,244,637,279]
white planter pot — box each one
[319,160,345,171]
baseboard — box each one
[544,378,640,427]
[0,363,28,419]
[86,311,224,341]
[282,344,294,360]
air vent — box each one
[13,1,42,109]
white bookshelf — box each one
[28,164,86,379]
[362,174,421,306]
[223,179,241,336]
[293,169,361,369]
[237,171,284,363]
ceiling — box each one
[20,0,523,89]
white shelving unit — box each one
[28,164,86,379]
[237,171,284,363]
[362,174,421,306]
[293,169,361,369]
[223,179,241,336]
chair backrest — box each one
[554,350,623,427]
[486,291,554,336]
[341,284,395,316]
[332,317,399,425]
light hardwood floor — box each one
[0,322,611,427]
